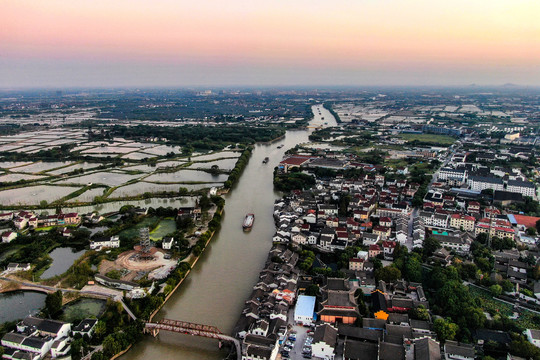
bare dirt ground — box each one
[98,259,117,276]
[98,249,175,282]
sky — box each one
[1,0,539,88]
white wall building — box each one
[311,324,338,360]
[294,295,316,326]
[90,235,120,250]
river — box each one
[0,105,336,357]
[123,104,336,359]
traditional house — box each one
[369,244,381,259]
[162,237,174,250]
[349,258,365,271]
[373,226,391,240]
[2,231,17,243]
[89,235,120,250]
[311,324,338,360]
[382,241,397,260]
[363,233,380,246]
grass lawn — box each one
[34,226,55,232]
[0,246,21,262]
[384,158,409,169]
[150,219,177,240]
[398,133,456,145]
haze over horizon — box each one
[1,0,539,88]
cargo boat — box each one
[243,213,255,230]
[263,157,269,164]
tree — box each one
[527,227,537,236]
[103,335,122,357]
[500,280,514,293]
[91,351,105,360]
[198,194,212,211]
[70,338,84,360]
[481,188,494,196]
[93,320,107,341]
[405,254,422,282]
[372,257,383,271]
[375,266,402,283]
[510,336,540,359]
[414,305,430,321]
[45,290,63,317]
[305,284,319,297]
[490,284,502,297]
[434,318,459,342]
[476,232,489,244]
[423,237,440,258]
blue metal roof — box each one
[295,295,316,318]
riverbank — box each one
[148,205,224,322]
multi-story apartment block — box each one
[449,214,476,232]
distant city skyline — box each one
[1,0,539,88]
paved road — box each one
[82,345,103,360]
[0,276,117,300]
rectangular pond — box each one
[188,158,238,171]
[190,151,241,161]
[121,152,157,160]
[0,173,47,183]
[0,162,34,169]
[144,170,228,183]
[140,145,183,156]
[67,188,107,202]
[16,161,75,174]
[56,171,142,187]
[0,185,80,205]
[110,182,222,197]
[47,162,102,175]
[60,298,106,323]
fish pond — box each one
[60,298,106,323]
[41,247,86,279]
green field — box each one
[468,285,540,330]
[150,219,177,240]
[119,216,160,239]
[398,133,456,145]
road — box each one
[82,345,103,360]
[407,144,458,251]
[0,276,119,301]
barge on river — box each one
[243,214,255,231]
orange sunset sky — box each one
[1,0,539,87]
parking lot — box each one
[278,310,314,360]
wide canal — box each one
[123,104,336,359]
